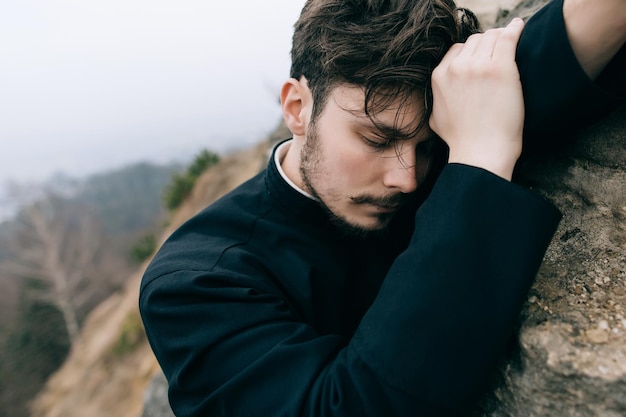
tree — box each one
[0,193,122,345]
[0,294,70,417]
[163,149,220,211]
[128,232,157,263]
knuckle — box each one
[466,32,482,42]
[431,66,443,82]
[447,43,464,55]
[449,58,473,75]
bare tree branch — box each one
[0,187,121,346]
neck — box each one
[281,136,306,190]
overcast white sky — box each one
[0,0,306,185]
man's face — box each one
[299,85,433,235]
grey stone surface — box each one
[492,0,550,27]
[478,106,626,416]
[141,371,175,417]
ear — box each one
[280,78,312,137]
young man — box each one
[140,0,625,415]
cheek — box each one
[325,138,383,188]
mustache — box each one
[350,193,408,208]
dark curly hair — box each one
[290,0,480,136]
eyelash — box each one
[361,134,435,158]
[361,134,391,149]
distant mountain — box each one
[0,160,182,261]
[72,161,182,236]
[0,158,188,417]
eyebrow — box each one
[350,116,428,141]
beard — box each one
[299,123,407,239]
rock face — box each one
[468,2,626,416]
[456,0,544,27]
[478,106,626,417]
[141,372,175,417]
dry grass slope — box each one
[30,120,290,417]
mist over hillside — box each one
[0,156,197,417]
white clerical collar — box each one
[274,140,316,200]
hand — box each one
[429,18,525,180]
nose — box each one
[382,154,419,194]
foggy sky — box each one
[0,0,305,185]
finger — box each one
[435,42,464,72]
[458,32,484,57]
[493,18,525,61]
[474,28,504,59]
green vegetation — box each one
[109,311,145,358]
[163,149,220,211]
[128,233,157,264]
[0,292,70,417]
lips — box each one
[353,194,406,206]
[369,202,401,213]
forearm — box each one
[517,0,626,138]
[354,164,561,412]
[563,0,626,79]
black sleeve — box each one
[351,164,561,412]
[140,165,561,417]
[517,0,626,148]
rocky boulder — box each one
[478,105,626,416]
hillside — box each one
[29,120,290,417]
[0,160,184,417]
[0,161,178,331]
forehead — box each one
[325,84,425,136]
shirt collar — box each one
[273,139,316,200]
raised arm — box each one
[516,0,626,139]
[563,0,626,79]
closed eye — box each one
[360,134,392,150]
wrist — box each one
[448,144,520,181]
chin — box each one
[330,213,394,239]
